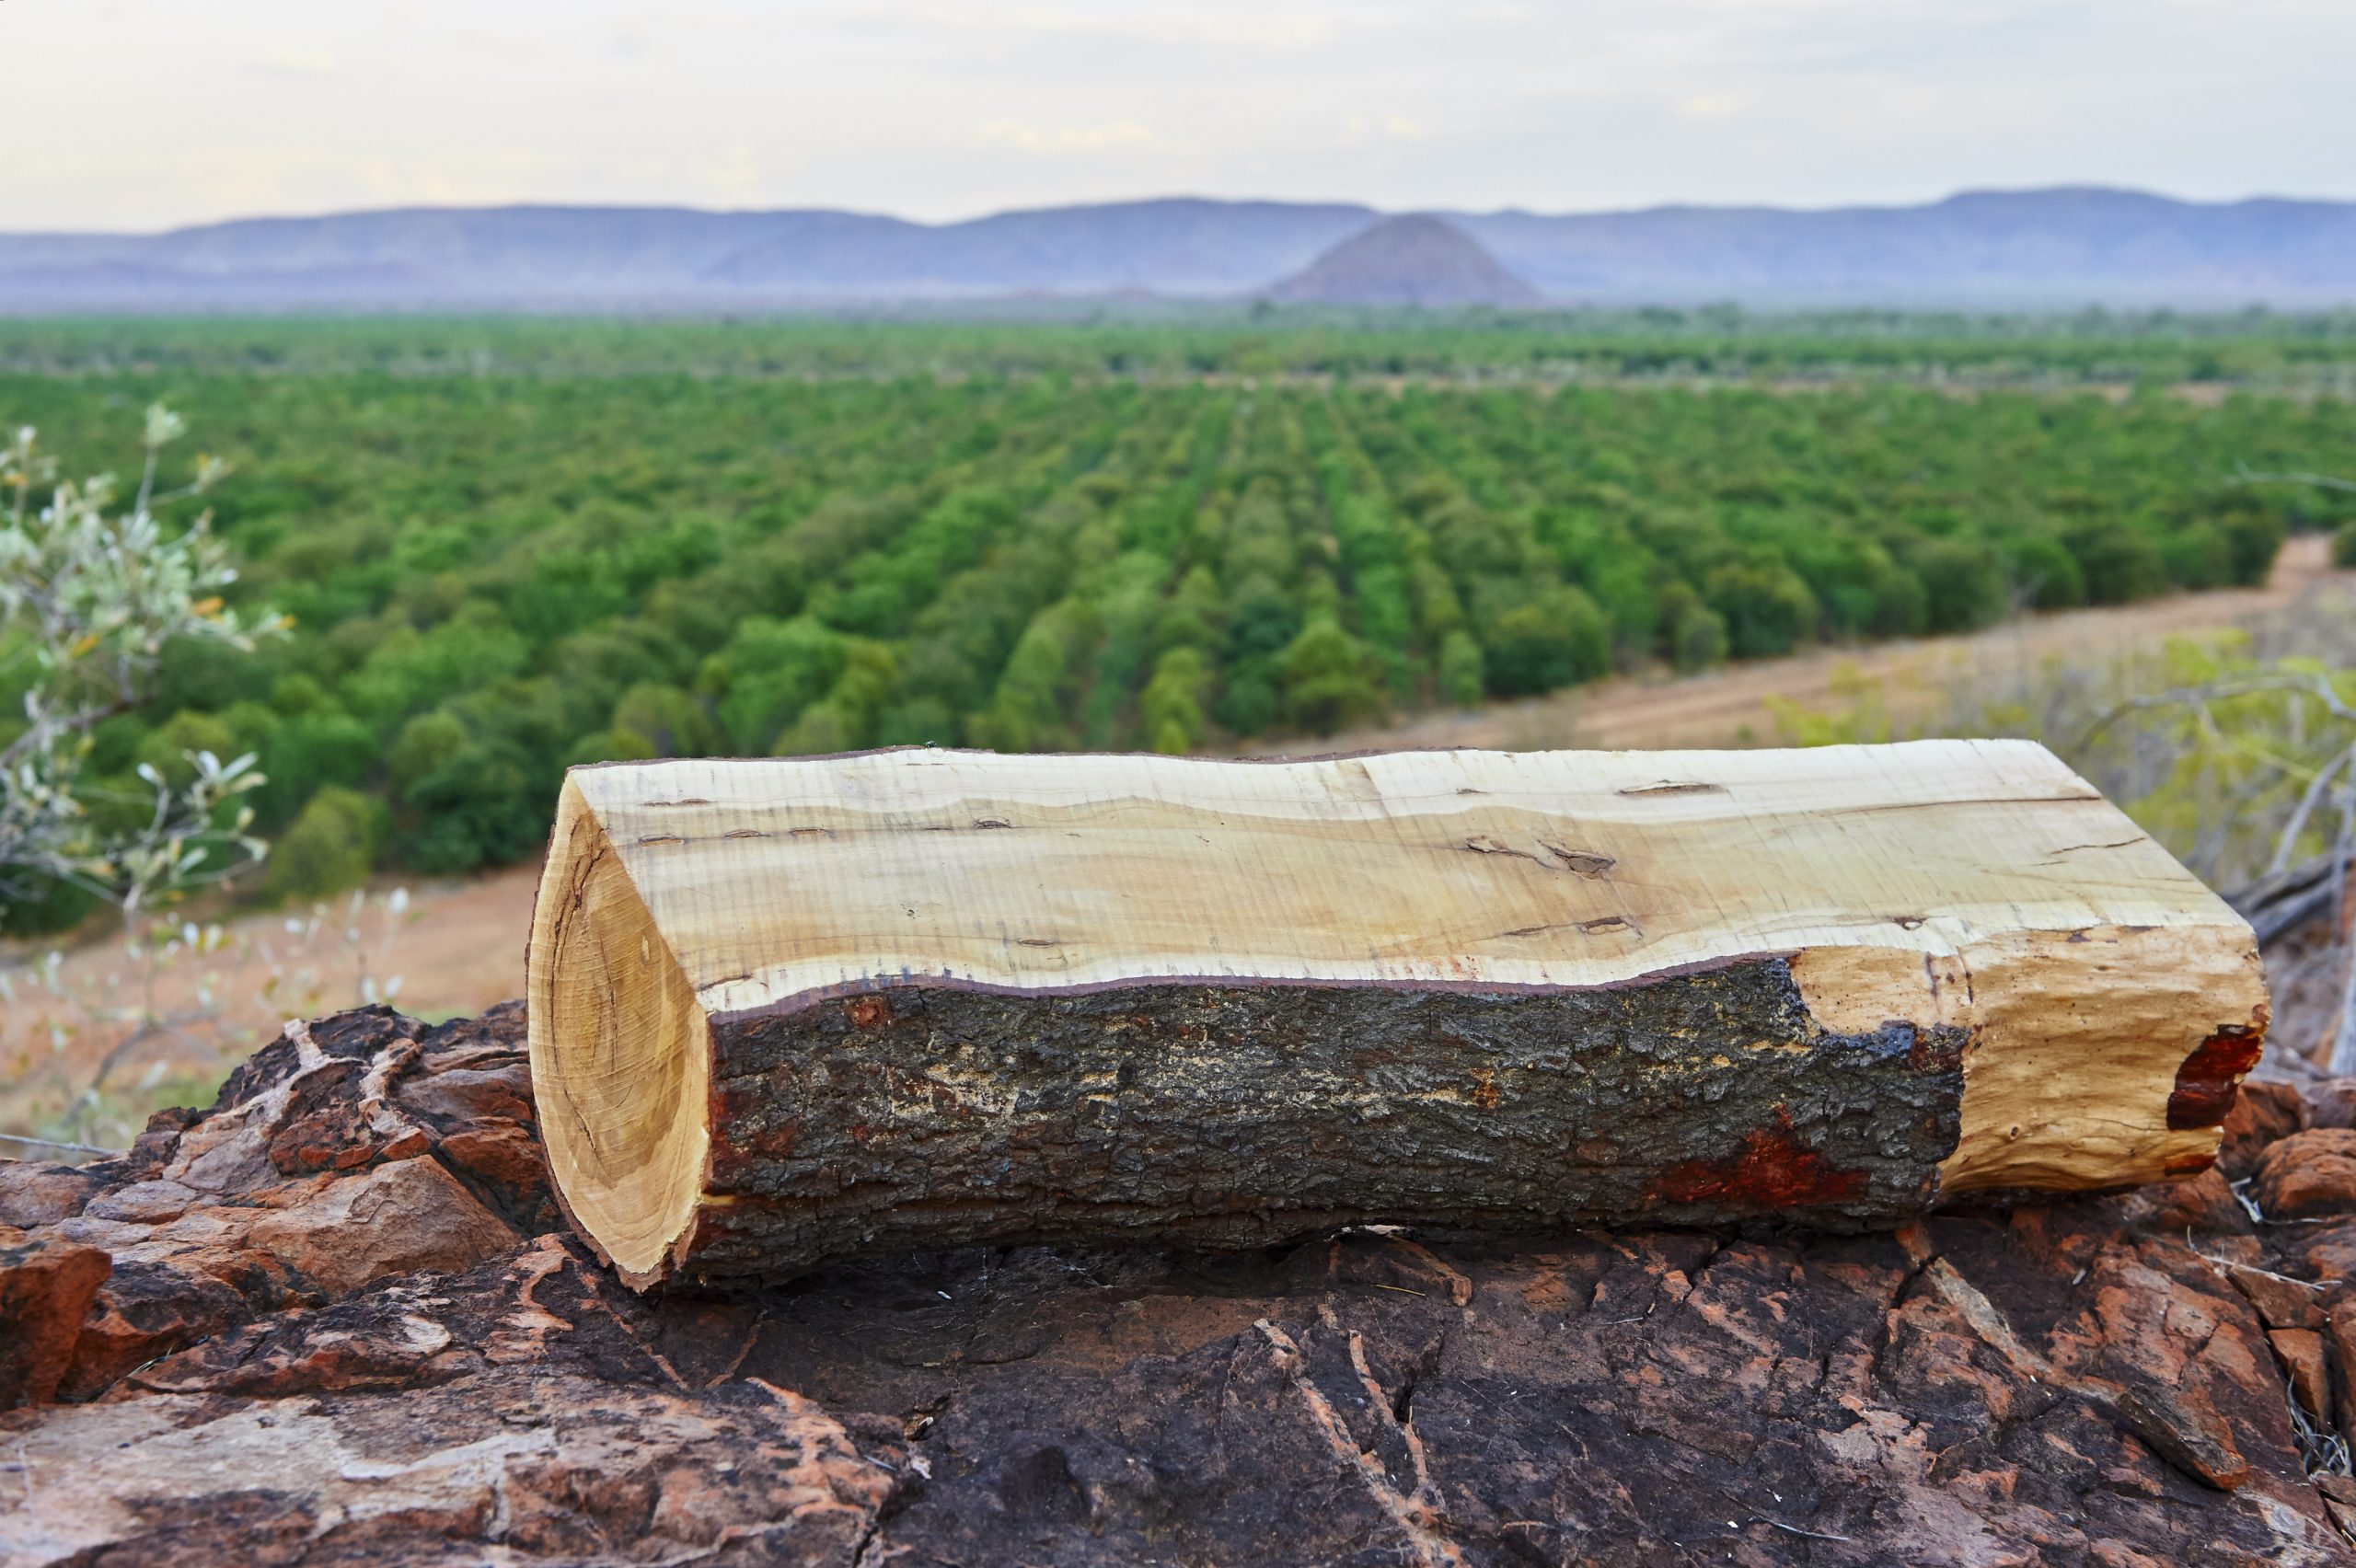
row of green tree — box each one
[8,309,2356,387]
[4,357,2350,929]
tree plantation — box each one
[4,317,2353,926]
[8,308,2356,387]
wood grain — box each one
[525,741,2267,1287]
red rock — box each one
[434,1124,554,1221]
[2302,1224,2356,1288]
[80,1180,199,1224]
[2089,1543,2166,1568]
[0,1367,898,1565]
[377,1127,432,1162]
[0,1163,103,1228]
[2110,1377,2252,1492]
[2122,1165,2249,1234]
[2270,1327,2331,1423]
[2255,1128,2356,1219]
[263,1059,375,1175]
[4,1003,2351,1564]
[2329,1496,2356,1548]
[398,1065,533,1126]
[133,1296,468,1397]
[2222,1078,2307,1178]
[2330,1298,2356,1447]
[0,1225,111,1408]
[244,1157,518,1297]
[2305,1078,2356,1130]
[2224,1262,2330,1330]
[60,1259,252,1401]
[2037,1235,2288,1496]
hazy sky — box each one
[13,0,2353,231]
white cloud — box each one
[1672,91,1754,122]
[1341,112,1428,147]
[901,5,1343,53]
[4,0,2350,229]
[254,46,339,76]
[976,120,1172,156]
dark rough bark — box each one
[4,1002,2355,1565]
[693,959,1968,1282]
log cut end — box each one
[526,742,2269,1289]
[527,778,710,1286]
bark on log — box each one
[526,741,2268,1289]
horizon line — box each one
[16,182,2354,241]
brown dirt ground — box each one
[4,533,2346,1145]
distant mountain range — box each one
[4,189,2353,311]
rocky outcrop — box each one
[0,1228,110,1408]
[3,1002,2355,1563]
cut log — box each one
[525,741,2268,1289]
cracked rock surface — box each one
[3,1003,2355,1564]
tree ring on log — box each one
[530,791,710,1281]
